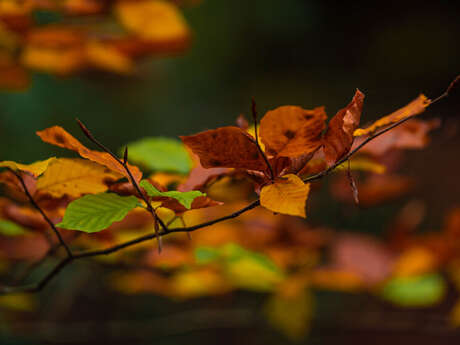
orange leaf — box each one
[36,126,143,182]
[323,89,365,166]
[260,174,310,218]
[180,126,267,171]
[259,105,326,158]
[115,0,189,42]
[354,94,430,137]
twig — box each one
[9,169,73,258]
[251,98,275,180]
[76,119,166,251]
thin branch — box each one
[9,169,73,258]
[76,119,166,251]
[251,98,275,180]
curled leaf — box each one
[323,89,365,166]
[354,94,430,137]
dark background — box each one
[1,0,460,344]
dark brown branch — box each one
[76,119,166,251]
[251,98,275,180]
[9,169,73,258]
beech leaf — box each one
[36,158,122,198]
[181,126,267,171]
[0,157,55,177]
[354,94,430,137]
[57,193,140,233]
[259,105,327,158]
[140,179,205,209]
[260,174,310,218]
[37,126,143,182]
[323,89,365,166]
[124,137,192,174]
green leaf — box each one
[380,273,446,307]
[140,180,205,209]
[195,247,221,264]
[123,137,192,174]
[57,193,140,233]
[0,219,27,236]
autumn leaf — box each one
[57,193,140,233]
[36,126,143,182]
[259,105,327,158]
[0,157,55,177]
[115,0,190,42]
[354,94,431,136]
[355,118,440,156]
[140,179,205,209]
[181,126,267,171]
[323,89,365,166]
[85,40,133,74]
[36,158,122,198]
[260,174,310,218]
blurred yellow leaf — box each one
[86,40,133,74]
[116,0,189,42]
[172,267,231,299]
[0,157,55,177]
[392,246,437,277]
[265,286,313,340]
[260,174,310,218]
[36,158,122,198]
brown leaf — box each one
[36,126,143,182]
[259,105,327,158]
[323,90,365,166]
[180,126,267,171]
[354,94,430,137]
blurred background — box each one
[1,0,460,344]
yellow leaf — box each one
[36,158,122,198]
[86,40,133,74]
[392,247,437,277]
[0,157,55,177]
[265,287,313,340]
[21,46,85,75]
[116,0,189,42]
[171,268,231,299]
[260,174,310,218]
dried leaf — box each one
[86,40,133,74]
[259,105,326,158]
[323,90,365,165]
[354,94,430,137]
[181,126,267,171]
[36,126,143,182]
[260,174,310,218]
[36,158,122,198]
